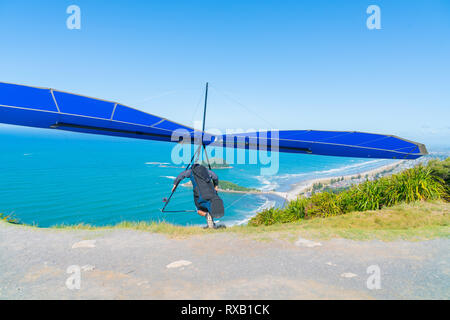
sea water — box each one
[0,128,397,227]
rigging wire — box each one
[208,84,277,129]
[161,83,212,213]
[162,83,279,215]
[190,87,208,126]
[224,193,249,211]
[210,84,289,215]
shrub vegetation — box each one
[249,158,449,226]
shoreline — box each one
[200,160,406,203]
[8,159,409,228]
[284,160,404,201]
[180,184,289,201]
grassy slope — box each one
[250,162,448,225]
[3,200,448,241]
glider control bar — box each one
[50,122,185,142]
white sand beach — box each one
[284,160,404,201]
[180,160,406,204]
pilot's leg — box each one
[197,208,215,229]
[205,212,215,229]
[196,197,216,229]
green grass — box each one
[2,200,448,241]
[250,159,449,226]
[237,200,450,241]
[0,212,21,224]
[50,221,209,238]
[427,157,450,199]
[2,158,449,242]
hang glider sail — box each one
[0,82,427,160]
[0,81,216,144]
[215,130,428,159]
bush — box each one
[306,192,343,218]
[427,157,450,197]
[385,165,446,205]
[0,213,21,224]
[249,159,449,226]
[343,178,388,212]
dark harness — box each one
[190,164,224,218]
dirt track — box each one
[0,222,448,299]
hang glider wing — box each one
[0,82,427,160]
[0,82,214,143]
[215,130,427,160]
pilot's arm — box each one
[172,169,192,192]
[209,170,219,191]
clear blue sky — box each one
[0,0,449,146]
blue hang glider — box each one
[0,81,428,213]
[0,81,428,160]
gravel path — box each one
[0,222,448,299]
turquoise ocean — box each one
[0,128,401,227]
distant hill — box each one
[219,180,259,192]
[200,157,232,169]
[182,179,258,193]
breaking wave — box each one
[230,195,276,226]
[160,176,176,180]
